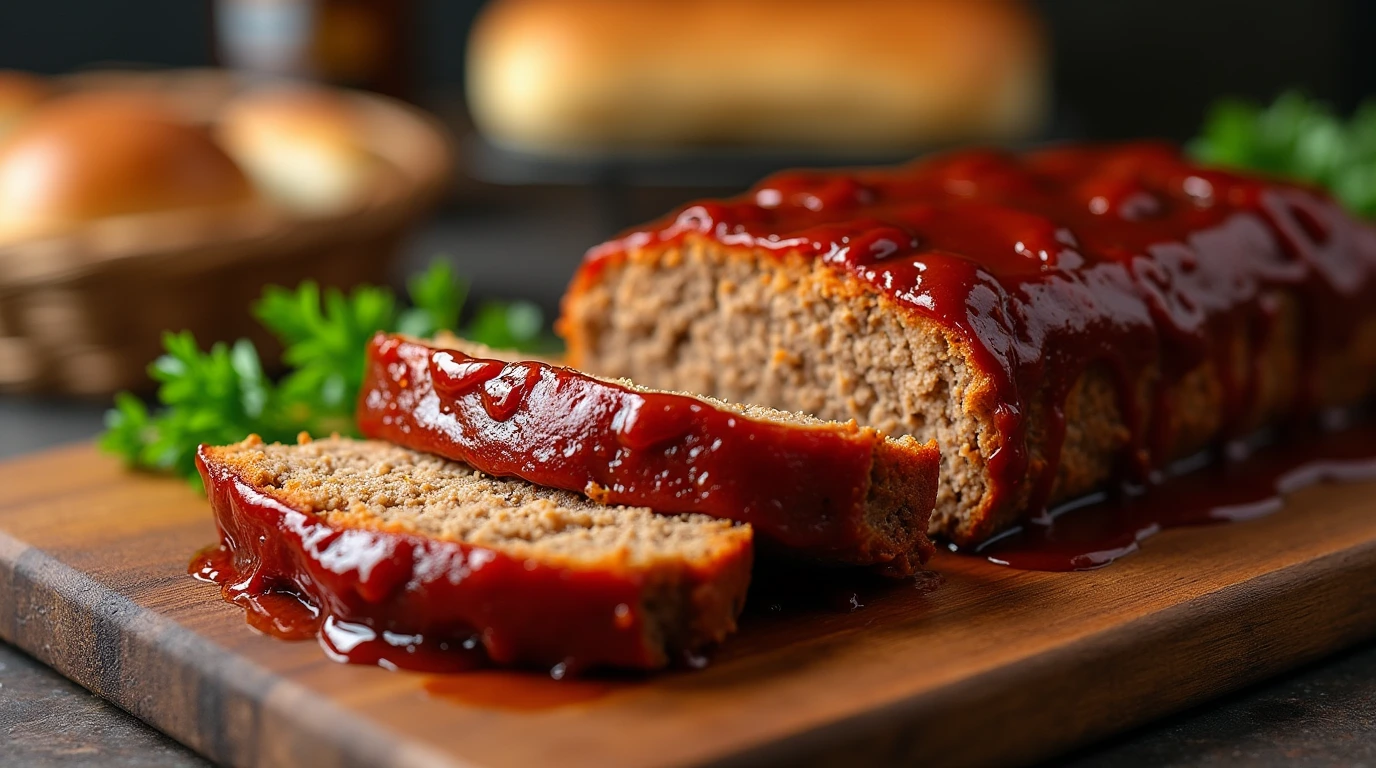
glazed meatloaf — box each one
[358,333,939,574]
[560,142,1376,545]
[197,435,752,672]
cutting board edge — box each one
[0,528,474,768]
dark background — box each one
[1,0,1373,143]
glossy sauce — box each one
[582,143,1376,523]
[192,544,321,641]
[357,335,939,572]
[970,417,1376,570]
[191,543,488,674]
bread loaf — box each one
[467,0,1048,152]
[0,92,255,244]
[0,70,48,141]
[217,87,382,215]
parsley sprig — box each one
[100,260,555,484]
[1190,91,1376,217]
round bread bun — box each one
[0,70,51,141]
[218,86,381,215]
[0,92,256,245]
[468,0,1049,152]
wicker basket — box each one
[0,70,453,396]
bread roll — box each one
[218,87,380,215]
[0,71,50,141]
[467,0,1049,153]
[0,92,255,245]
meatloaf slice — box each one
[559,142,1376,545]
[357,333,939,574]
[197,435,752,672]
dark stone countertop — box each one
[1,395,1373,767]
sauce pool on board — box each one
[190,544,488,673]
[969,417,1376,570]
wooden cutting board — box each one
[3,443,1376,768]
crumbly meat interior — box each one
[430,332,837,428]
[212,435,749,569]
[562,241,993,538]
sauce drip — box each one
[582,143,1376,522]
[479,363,541,421]
[970,418,1376,570]
[196,546,636,709]
[190,544,487,673]
[430,352,503,396]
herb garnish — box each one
[100,261,555,484]
[1190,90,1376,217]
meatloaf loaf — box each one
[357,333,939,574]
[197,434,752,672]
[560,142,1376,545]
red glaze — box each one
[357,334,939,570]
[970,418,1376,570]
[193,445,749,674]
[576,142,1376,520]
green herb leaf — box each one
[99,259,561,486]
[98,391,155,467]
[1191,90,1376,217]
[465,300,555,352]
[398,259,467,337]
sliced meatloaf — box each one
[559,142,1376,545]
[357,333,939,574]
[197,435,752,672]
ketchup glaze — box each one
[357,334,940,572]
[579,143,1376,533]
[191,544,486,673]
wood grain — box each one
[2,444,1376,768]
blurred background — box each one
[4,1,1373,138]
[0,0,1374,396]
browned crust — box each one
[865,437,941,574]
